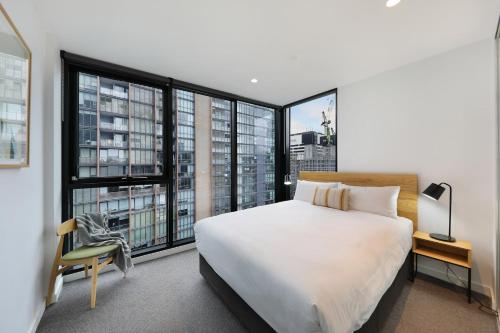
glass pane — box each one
[211,98,232,216]
[72,184,167,252]
[236,101,275,210]
[172,89,232,241]
[78,73,163,178]
[289,92,337,197]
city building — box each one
[289,131,337,196]
[173,89,196,240]
[173,96,276,239]
[210,98,232,216]
[74,73,166,251]
[173,90,232,240]
[237,102,275,210]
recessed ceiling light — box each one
[386,0,400,7]
[250,78,258,83]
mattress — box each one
[194,200,413,333]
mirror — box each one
[0,4,31,168]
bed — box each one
[195,172,418,333]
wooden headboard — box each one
[299,171,418,231]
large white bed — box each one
[195,199,413,333]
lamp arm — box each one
[439,182,453,238]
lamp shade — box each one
[422,183,445,200]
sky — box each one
[290,93,336,135]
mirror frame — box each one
[0,4,32,168]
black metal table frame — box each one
[414,253,471,303]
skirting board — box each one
[33,275,63,333]
[63,242,196,283]
[418,262,495,307]
[28,299,45,333]
[46,275,63,306]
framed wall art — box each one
[0,4,31,168]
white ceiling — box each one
[36,0,499,105]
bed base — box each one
[199,251,413,333]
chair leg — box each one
[90,257,98,309]
[46,258,60,306]
[84,264,88,279]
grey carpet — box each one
[37,249,497,333]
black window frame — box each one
[234,100,281,209]
[62,52,173,258]
[282,88,338,200]
[61,51,284,269]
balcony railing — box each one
[100,139,128,148]
[99,157,128,164]
[98,191,130,201]
[100,105,128,116]
[79,157,97,165]
[100,122,128,131]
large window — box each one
[287,91,337,197]
[64,66,168,256]
[172,89,232,240]
[237,102,275,210]
[62,52,281,261]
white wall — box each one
[0,1,59,332]
[338,38,497,298]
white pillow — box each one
[294,180,340,203]
[341,184,400,218]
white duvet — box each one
[194,200,412,333]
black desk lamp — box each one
[422,182,456,242]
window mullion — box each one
[230,100,238,212]
[166,86,174,249]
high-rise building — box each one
[236,102,275,210]
[74,73,166,251]
[173,90,232,240]
[210,98,232,216]
[289,131,337,196]
[174,90,196,240]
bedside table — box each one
[412,231,472,303]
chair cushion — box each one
[62,244,119,261]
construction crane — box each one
[321,97,335,146]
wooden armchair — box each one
[47,218,119,309]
